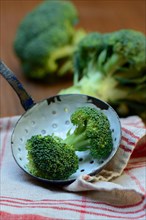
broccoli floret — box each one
[14,0,86,79]
[26,134,79,180]
[64,106,113,160]
[60,29,146,119]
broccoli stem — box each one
[96,49,107,73]
[47,45,75,72]
[64,131,90,151]
[60,53,128,101]
[103,53,126,75]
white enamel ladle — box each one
[0,61,121,186]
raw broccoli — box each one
[26,106,113,180]
[64,106,113,160]
[60,29,146,119]
[26,134,79,180]
[14,0,86,79]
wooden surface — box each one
[0,0,146,117]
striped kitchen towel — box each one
[0,115,146,220]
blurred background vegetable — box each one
[60,29,146,119]
[14,0,86,80]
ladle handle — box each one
[0,61,35,111]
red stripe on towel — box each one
[0,204,146,219]
[125,170,146,195]
[122,127,141,139]
[0,211,65,220]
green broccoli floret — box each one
[26,106,113,180]
[60,29,146,119]
[64,106,113,160]
[26,134,79,180]
[14,0,86,79]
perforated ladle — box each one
[0,61,121,186]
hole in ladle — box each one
[65,120,70,125]
[79,158,83,162]
[80,169,85,172]
[52,123,57,128]
[41,130,46,134]
[25,129,28,133]
[64,107,69,113]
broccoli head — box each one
[60,29,146,119]
[14,0,86,79]
[26,134,79,180]
[64,106,113,160]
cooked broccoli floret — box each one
[14,0,86,79]
[60,29,146,119]
[64,106,113,160]
[26,106,113,180]
[26,134,79,180]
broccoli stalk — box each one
[65,125,91,151]
[60,30,146,118]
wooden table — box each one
[0,0,145,117]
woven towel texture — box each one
[0,115,146,220]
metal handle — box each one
[0,61,35,111]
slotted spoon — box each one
[0,61,121,186]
